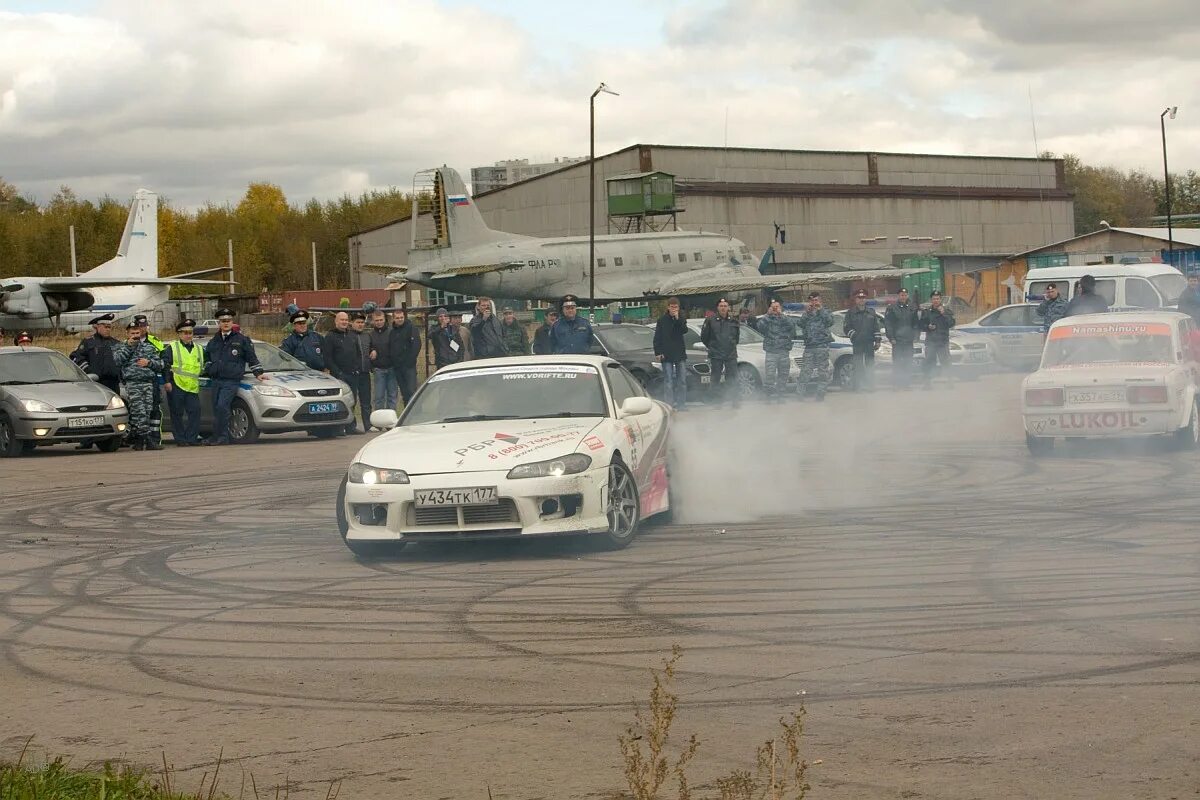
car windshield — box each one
[1151,273,1187,305]
[401,364,608,425]
[254,342,308,372]
[595,325,654,351]
[1042,321,1175,367]
[0,351,88,384]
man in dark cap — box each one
[919,291,955,388]
[162,319,203,445]
[280,310,327,371]
[700,298,741,407]
[1036,282,1069,334]
[794,293,832,401]
[1064,274,1111,317]
[884,288,920,389]
[500,306,529,356]
[133,313,166,448]
[70,313,121,393]
[202,308,266,445]
[532,309,558,355]
[14,331,32,346]
[550,295,593,354]
[113,321,164,450]
[430,307,467,370]
[845,289,882,391]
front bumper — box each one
[14,409,129,442]
[1024,407,1179,438]
[247,392,355,432]
[342,467,611,542]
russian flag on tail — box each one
[448,194,469,206]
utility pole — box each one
[589,82,618,320]
[312,241,318,290]
[69,225,77,277]
[1160,106,1178,261]
[227,239,235,296]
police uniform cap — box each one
[1045,283,1057,290]
[807,292,821,300]
[15,331,33,345]
[89,313,115,326]
[502,306,515,313]
[350,311,366,321]
[125,321,139,330]
[561,294,578,307]
[176,319,196,332]
[854,289,867,298]
[290,311,310,323]
[215,307,235,319]
[435,307,449,317]
[898,287,909,293]
[133,314,149,326]
[931,290,943,298]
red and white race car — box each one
[1022,312,1200,455]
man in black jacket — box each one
[1063,274,1111,317]
[883,288,920,389]
[700,298,741,407]
[653,297,689,410]
[532,310,558,355]
[430,307,467,370]
[469,296,506,359]
[70,313,122,394]
[919,292,956,388]
[844,290,882,391]
[325,311,368,434]
[367,310,396,413]
[387,308,422,405]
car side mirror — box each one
[619,396,653,417]
[370,409,399,430]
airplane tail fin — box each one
[411,168,511,255]
[84,189,158,279]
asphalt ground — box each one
[2,372,1198,799]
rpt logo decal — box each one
[494,433,520,444]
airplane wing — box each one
[654,268,927,297]
[32,276,233,289]
[427,261,524,280]
[361,263,406,275]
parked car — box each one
[192,318,220,336]
[0,345,129,456]
[160,339,355,443]
[588,323,705,398]
[1022,311,1200,455]
[683,319,767,399]
[957,303,1044,370]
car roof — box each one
[1048,311,1189,328]
[1026,264,1182,279]
[0,345,58,355]
[435,354,618,374]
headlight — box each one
[254,383,297,398]
[507,453,592,479]
[21,399,56,412]
[348,462,410,484]
[106,395,125,409]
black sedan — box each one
[588,323,705,398]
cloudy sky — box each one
[2,0,1197,207]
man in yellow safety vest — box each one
[163,319,204,446]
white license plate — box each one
[67,415,104,428]
[700,375,712,384]
[414,487,498,507]
[963,351,989,363]
[308,402,339,414]
[1068,389,1126,404]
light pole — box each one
[589,82,618,319]
[1161,106,1178,260]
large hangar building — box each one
[349,144,1074,304]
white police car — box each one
[957,303,1044,370]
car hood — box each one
[1025,363,1176,386]
[355,418,606,474]
[2,380,115,409]
[253,370,349,392]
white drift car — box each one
[1022,312,1200,455]
[337,355,673,556]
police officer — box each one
[71,313,121,393]
[162,319,204,446]
[1036,282,1069,334]
[754,299,797,402]
[14,330,33,346]
[280,310,327,371]
[202,308,266,445]
[845,290,882,392]
[795,293,835,401]
[884,288,920,389]
[550,295,593,354]
[919,291,955,387]
[113,321,164,450]
[133,314,166,448]
[700,298,741,407]
[500,306,529,355]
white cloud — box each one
[0,0,1197,208]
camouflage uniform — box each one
[796,308,835,398]
[113,338,164,445]
[753,313,796,400]
[501,319,529,356]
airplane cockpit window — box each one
[614,257,624,267]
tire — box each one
[228,400,261,444]
[833,357,854,388]
[336,475,404,559]
[309,427,338,440]
[598,458,640,549]
[95,437,122,453]
[736,364,761,399]
[1026,433,1053,457]
[1172,400,1200,450]
[0,415,25,458]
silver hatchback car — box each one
[161,339,356,444]
[0,345,129,456]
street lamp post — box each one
[1161,106,1178,261]
[589,82,618,320]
